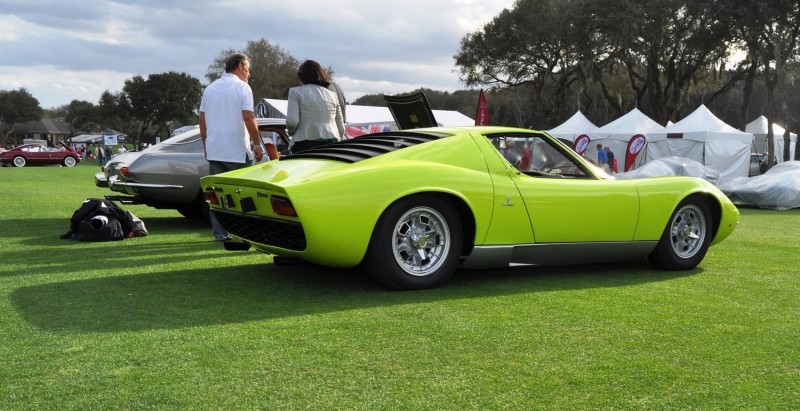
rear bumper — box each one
[94,172,109,187]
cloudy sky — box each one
[0,0,513,109]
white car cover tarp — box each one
[647,105,753,181]
[614,156,720,185]
[719,161,800,210]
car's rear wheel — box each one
[648,197,713,270]
[177,193,210,220]
[13,156,26,167]
[363,195,462,290]
[63,156,77,167]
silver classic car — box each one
[95,118,288,219]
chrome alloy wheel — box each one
[392,206,450,277]
[669,204,707,259]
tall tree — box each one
[97,90,134,135]
[124,72,203,145]
[0,88,42,147]
[206,38,300,100]
[454,0,585,123]
[64,100,101,136]
[754,0,800,165]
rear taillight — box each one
[120,166,129,177]
[270,195,297,217]
[204,188,219,205]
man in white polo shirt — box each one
[200,52,263,242]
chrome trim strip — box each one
[460,241,659,270]
[112,181,183,190]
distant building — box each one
[11,117,72,146]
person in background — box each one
[605,145,616,173]
[200,52,276,242]
[118,144,128,154]
[503,139,520,168]
[286,60,345,153]
[96,144,105,170]
[519,142,532,171]
[596,143,608,169]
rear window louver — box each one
[283,131,444,163]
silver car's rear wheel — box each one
[13,156,26,167]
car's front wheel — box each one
[648,197,713,270]
[63,156,77,167]
[13,156,26,167]
[363,195,462,290]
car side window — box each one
[488,134,588,178]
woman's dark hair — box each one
[224,52,249,73]
[296,60,331,87]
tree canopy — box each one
[123,71,203,145]
[0,88,42,147]
[454,0,800,136]
[206,38,301,100]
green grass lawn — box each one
[1,163,799,409]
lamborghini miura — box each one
[201,126,739,290]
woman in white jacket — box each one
[286,60,345,153]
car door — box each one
[28,145,50,164]
[491,134,640,243]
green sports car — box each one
[201,126,739,290]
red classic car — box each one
[0,143,81,167]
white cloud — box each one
[0,65,133,107]
[0,0,513,108]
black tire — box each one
[13,156,26,167]
[63,156,77,167]
[648,197,713,270]
[177,193,210,220]
[363,195,462,290]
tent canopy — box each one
[256,98,473,138]
[647,105,753,180]
[547,111,598,142]
[588,108,665,171]
[256,98,473,130]
[745,115,797,162]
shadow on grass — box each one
[10,215,209,240]
[0,216,221,278]
[10,260,699,334]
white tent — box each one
[744,115,797,163]
[547,111,598,143]
[588,108,665,172]
[647,105,754,181]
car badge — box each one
[502,196,514,207]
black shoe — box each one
[224,241,251,251]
